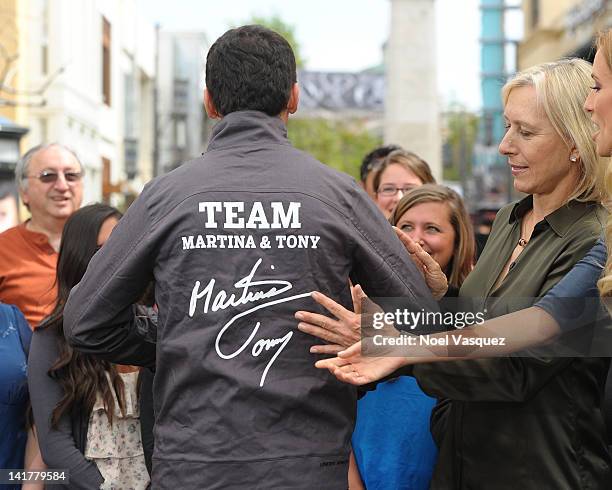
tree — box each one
[240,14,305,68]
[288,118,381,179]
[442,105,479,182]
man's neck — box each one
[26,216,66,252]
[279,109,289,124]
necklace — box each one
[518,210,533,248]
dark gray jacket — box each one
[64,111,436,489]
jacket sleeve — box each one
[28,329,104,489]
[63,188,157,367]
[535,239,606,333]
[413,356,574,402]
[139,367,155,476]
[346,187,438,312]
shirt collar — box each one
[509,194,597,237]
[206,111,290,152]
[18,221,56,255]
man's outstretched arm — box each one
[64,187,157,368]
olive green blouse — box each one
[412,196,610,490]
[461,195,607,314]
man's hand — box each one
[295,287,366,355]
[394,227,448,300]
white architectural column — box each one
[385,0,441,179]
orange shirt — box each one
[0,223,58,328]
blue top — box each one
[352,376,438,490]
[0,303,32,484]
[535,239,607,332]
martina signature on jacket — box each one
[188,258,311,387]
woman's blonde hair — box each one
[372,149,436,193]
[502,58,606,203]
[389,184,475,289]
[593,29,612,302]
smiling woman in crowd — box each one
[373,149,435,218]
[390,185,474,293]
[347,184,475,490]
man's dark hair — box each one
[205,25,297,117]
[359,144,402,182]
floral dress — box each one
[85,370,150,490]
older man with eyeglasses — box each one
[0,143,83,327]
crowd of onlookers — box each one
[0,144,155,489]
[3,23,612,490]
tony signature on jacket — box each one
[189,258,310,386]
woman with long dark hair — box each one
[28,204,152,489]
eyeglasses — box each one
[27,170,82,184]
[377,185,416,197]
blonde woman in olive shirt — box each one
[309,58,610,489]
[407,59,610,490]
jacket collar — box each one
[206,111,290,151]
[509,194,597,237]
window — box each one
[175,118,187,150]
[102,156,111,203]
[102,17,111,105]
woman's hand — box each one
[295,286,367,355]
[394,227,449,300]
[314,341,407,385]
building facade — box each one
[470,0,522,210]
[156,30,209,175]
[0,0,156,208]
[519,0,612,68]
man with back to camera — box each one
[0,143,83,327]
[63,25,436,489]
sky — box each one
[139,0,523,111]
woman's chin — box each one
[512,180,531,195]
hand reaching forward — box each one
[314,341,407,385]
[295,285,367,355]
[394,227,448,300]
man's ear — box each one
[19,186,28,206]
[287,83,299,114]
[204,89,221,119]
